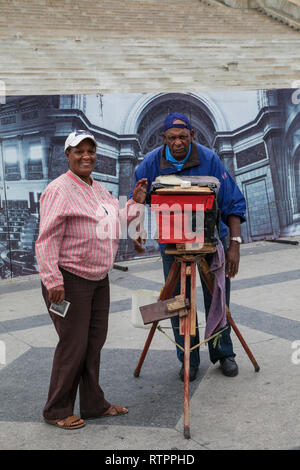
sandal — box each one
[103,405,128,417]
[44,414,86,430]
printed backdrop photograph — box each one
[0,89,299,280]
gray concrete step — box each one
[0,0,298,93]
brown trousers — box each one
[42,267,111,420]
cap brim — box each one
[65,135,97,151]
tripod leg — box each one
[134,260,181,377]
[159,258,181,301]
[179,260,187,336]
[134,321,158,377]
[226,307,260,372]
[183,315,191,439]
[190,262,197,336]
[198,259,260,372]
[179,260,191,439]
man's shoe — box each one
[179,365,199,382]
[219,356,238,377]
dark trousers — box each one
[161,239,235,366]
[42,268,111,420]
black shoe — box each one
[219,356,238,377]
[179,365,199,382]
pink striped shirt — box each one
[35,170,142,290]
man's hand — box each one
[48,285,65,304]
[226,214,241,278]
[225,243,240,278]
[132,178,148,204]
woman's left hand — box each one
[48,285,65,304]
[132,178,148,204]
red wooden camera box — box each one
[151,187,217,244]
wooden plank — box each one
[165,242,216,255]
[167,295,187,312]
[139,295,189,325]
[154,185,214,194]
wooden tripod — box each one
[134,249,260,439]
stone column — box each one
[117,141,140,261]
[118,142,139,196]
[221,151,235,177]
[40,135,49,180]
[264,128,293,230]
[0,139,4,209]
[213,136,235,176]
[17,135,25,180]
[0,138,4,183]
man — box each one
[131,112,246,381]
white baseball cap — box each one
[64,130,97,151]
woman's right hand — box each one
[133,236,146,253]
[48,285,65,304]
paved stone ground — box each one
[0,237,300,450]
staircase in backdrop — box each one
[0,0,299,95]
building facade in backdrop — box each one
[0,90,299,279]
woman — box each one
[35,130,147,430]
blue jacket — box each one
[131,143,246,240]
